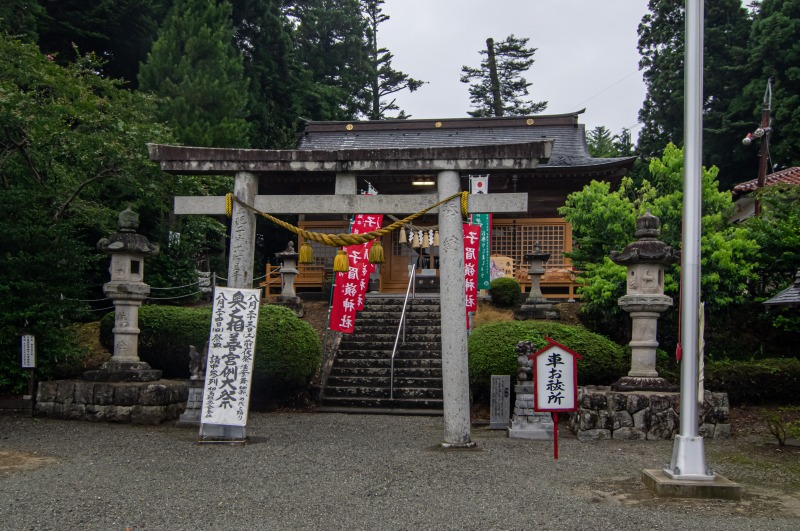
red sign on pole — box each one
[463,223,481,329]
[531,337,582,459]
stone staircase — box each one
[319,296,443,414]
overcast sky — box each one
[379,0,649,140]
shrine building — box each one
[281,110,636,298]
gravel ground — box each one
[1,413,799,530]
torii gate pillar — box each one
[229,172,257,288]
[438,170,474,447]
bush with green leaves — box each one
[489,277,522,307]
[100,304,321,397]
[468,321,626,395]
[704,358,800,406]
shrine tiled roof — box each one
[297,111,636,173]
[733,166,800,194]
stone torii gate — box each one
[148,141,552,447]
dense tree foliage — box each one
[0,35,171,391]
[460,34,546,117]
[637,0,753,188]
[0,0,43,42]
[138,0,249,147]
[35,0,171,88]
[560,144,759,335]
[734,0,800,170]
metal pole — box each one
[665,0,713,480]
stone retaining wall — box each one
[568,386,730,441]
[36,380,188,425]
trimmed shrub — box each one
[489,277,521,307]
[100,304,321,397]
[704,358,800,406]
[468,320,626,394]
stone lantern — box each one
[610,210,679,392]
[275,241,299,301]
[515,243,558,320]
[88,207,160,382]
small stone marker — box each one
[532,337,582,460]
[489,375,510,429]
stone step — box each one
[318,396,444,411]
[334,358,442,369]
[323,386,443,399]
[329,367,443,378]
[339,342,441,353]
[336,348,442,359]
[342,333,441,344]
[352,320,442,337]
[360,304,441,314]
[326,375,442,388]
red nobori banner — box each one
[463,223,481,329]
[329,214,384,333]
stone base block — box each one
[642,469,742,500]
[569,386,731,441]
[36,379,187,425]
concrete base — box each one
[642,469,742,500]
[509,416,554,440]
[439,441,478,449]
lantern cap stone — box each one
[118,206,140,232]
[610,211,679,266]
[97,208,159,256]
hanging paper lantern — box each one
[299,242,314,264]
[433,230,440,247]
[333,249,350,272]
[369,239,385,264]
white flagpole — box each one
[665,0,713,480]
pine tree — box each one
[460,34,547,117]
[361,0,423,119]
[587,126,615,158]
[139,0,249,148]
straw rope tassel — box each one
[369,239,385,264]
[299,242,314,264]
[333,250,349,272]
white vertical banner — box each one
[201,287,261,427]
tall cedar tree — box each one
[636,0,752,188]
[288,0,371,121]
[460,34,547,117]
[139,0,249,147]
[361,0,423,119]
[35,0,170,88]
[232,0,301,148]
[733,0,800,170]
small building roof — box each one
[297,110,636,179]
[764,271,800,309]
[732,166,800,197]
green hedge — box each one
[489,277,521,307]
[704,358,800,405]
[468,321,626,394]
[100,304,321,395]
